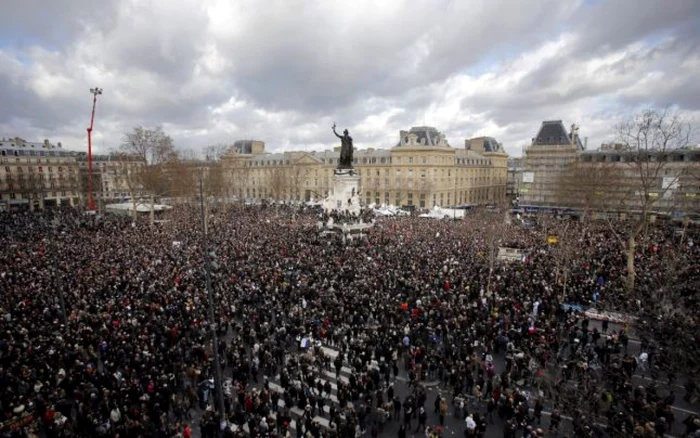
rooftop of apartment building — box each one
[229,126,509,159]
[466,136,504,153]
[1,137,140,161]
[0,137,74,157]
[74,152,142,162]
[395,126,450,147]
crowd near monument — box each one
[0,201,699,438]
[1,113,699,438]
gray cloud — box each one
[0,0,120,49]
[0,0,698,157]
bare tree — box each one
[417,174,435,209]
[267,168,288,202]
[607,109,694,292]
[163,159,197,202]
[633,228,700,383]
[202,162,226,203]
[554,160,622,222]
[393,170,409,207]
[203,144,232,162]
[288,166,311,202]
[120,126,178,223]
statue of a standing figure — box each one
[332,123,354,170]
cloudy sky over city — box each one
[0,0,698,156]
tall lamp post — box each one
[86,87,102,211]
[199,178,226,434]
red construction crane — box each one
[86,87,102,211]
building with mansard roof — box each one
[0,137,144,211]
[520,120,584,208]
[221,127,508,208]
[519,120,700,220]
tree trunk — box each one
[150,193,155,226]
[131,193,137,220]
[626,234,636,292]
[204,197,208,235]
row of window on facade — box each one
[237,186,498,206]
[0,149,68,157]
[1,157,72,165]
[360,189,496,207]
[243,155,493,167]
[580,153,700,163]
[243,166,496,179]
[1,191,75,200]
[4,165,69,173]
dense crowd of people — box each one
[0,205,698,438]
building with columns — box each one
[221,127,508,208]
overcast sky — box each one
[0,0,698,156]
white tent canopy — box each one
[418,205,465,219]
[372,205,409,217]
[105,202,173,213]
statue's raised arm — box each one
[332,123,342,139]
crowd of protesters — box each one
[0,204,699,438]
[320,208,375,226]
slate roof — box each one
[0,138,75,157]
[233,140,258,154]
[482,137,502,153]
[396,126,449,147]
[533,120,584,150]
[467,137,503,153]
[248,153,285,163]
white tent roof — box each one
[419,206,465,219]
[372,205,409,216]
[105,202,172,213]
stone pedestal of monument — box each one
[322,169,361,214]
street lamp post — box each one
[87,88,102,211]
[453,169,457,220]
[49,237,69,334]
[199,178,226,435]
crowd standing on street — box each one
[0,205,698,438]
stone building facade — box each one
[520,120,584,208]
[0,138,81,211]
[506,157,523,205]
[75,152,145,208]
[519,121,700,219]
[221,127,508,208]
[0,137,144,211]
[574,147,700,219]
